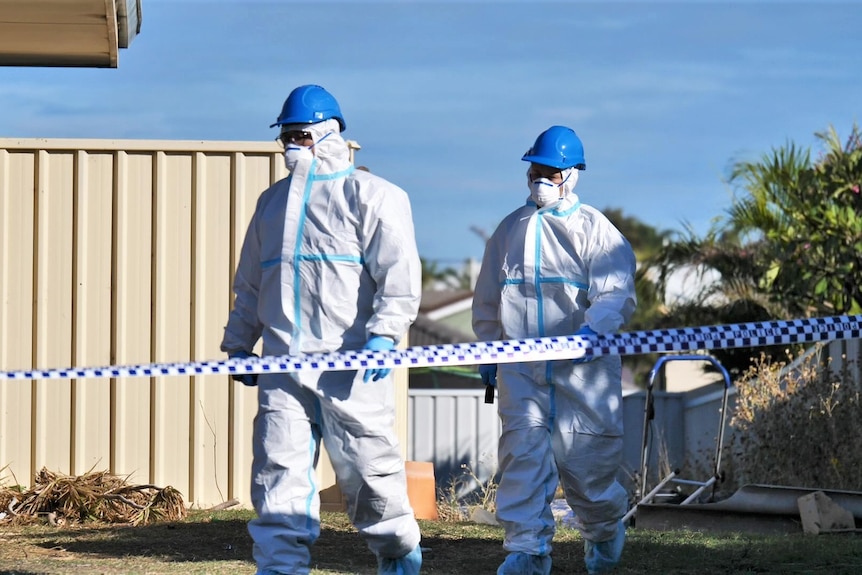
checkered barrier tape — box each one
[2,314,861,381]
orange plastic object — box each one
[405,461,438,520]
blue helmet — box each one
[521,125,586,170]
[270,84,346,131]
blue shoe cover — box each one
[584,521,625,574]
[378,544,422,575]
[496,552,552,575]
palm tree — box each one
[725,124,862,316]
[421,258,471,290]
[645,123,862,374]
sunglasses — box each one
[529,166,564,182]
[275,131,313,147]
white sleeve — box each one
[221,210,264,353]
[584,218,638,334]
[361,182,422,344]
[472,227,504,342]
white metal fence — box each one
[407,340,862,502]
[407,386,734,496]
[409,337,859,499]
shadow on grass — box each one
[23,517,257,564]
[15,515,508,574]
[16,513,862,574]
[12,514,511,574]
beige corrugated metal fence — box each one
[0,137,407,510]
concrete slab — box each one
[631,484,862,534]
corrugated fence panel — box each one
[34,150,74,474]
[152,151,193,494]
[113,150,154,487]
[191,152,233,505]
[0,138,371,509]
[408,389,501,495]
[0,150,36,484]
[73,151,114,475]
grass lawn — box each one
[1,509,861,574]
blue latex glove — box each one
[228,350,259,387]
[479,364,497,388]
[479,364,498,404]
[363,335,395,383]
[572,325,597,365]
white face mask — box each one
[284,143,314,171]
[529,178,562,207]
[527,168,580,207]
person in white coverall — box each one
[472,125,637,575]
[220,84,423,575]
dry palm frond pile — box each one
[0,467,186,526]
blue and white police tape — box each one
[1,314,861,381]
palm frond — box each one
[0,468,187,526]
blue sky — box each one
[1,1,859,265]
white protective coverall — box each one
[221,119,422,575]
[472,190,637,555]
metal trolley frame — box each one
[623,354,733,525]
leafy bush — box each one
[730,346,862,490]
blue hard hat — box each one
[521,125,586,170]
[270,84,346,131]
